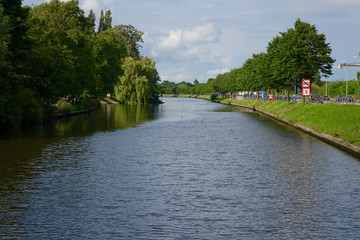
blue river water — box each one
[0,97,359,239]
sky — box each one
[22,0,360,84]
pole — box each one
[294,79,296,103]
[344,67,348,96]
[325,79,327,96]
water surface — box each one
[0,97,359,239]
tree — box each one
[267,19,335,98]
[93,28,127,96]
[98,9,111,32]
[0,4,9,70]
[114,57,159,103]
[113,25,144,58]
[0,0,32,128]
[26,0,97,101]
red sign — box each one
[302,88,311,96]
[302,79,311,88]
[302,79,311,97]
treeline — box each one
[0,0,159,129]
[159,19,336,97]
[159,79,360,99]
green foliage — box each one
[210,93,218,101]
[56,100,72,114]
[0,94,21,129]
[114,57,159,104]
[0,0,158,128]
[16,88,43,123]
[158,19,335,98]
[0,4,9,69]
[98,10,112,32]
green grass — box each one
[253,101,360,146]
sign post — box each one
[259,91,265,100]
[302,79,311,97]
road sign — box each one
[302,88,311,96]
[259,91,265,98]
[302,79,311,88]
[302,79,311,97]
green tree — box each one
[113,25,144,58]
[0,0,32,128]
[26,0,97,101]
[114,57,159,103]
[267,19,335,98]
[93,28,127,96]
[0,4,9,70]
[98,9,111,32]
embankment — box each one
[218,98,360,157]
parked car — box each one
[336,95,344,101]
[292,95,302,102]
[311,94,322,103]
[321,96,329,101]
[345,96,354,102]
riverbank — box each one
[223,98,360,157]
[173,95,360,157]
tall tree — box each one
[26,0,97,101]
[267,19,335,92]
[93,28,127,95]
[113,25,144,58]
[0,0,32,128]
[98,9,111,32]
[0,4,9,70]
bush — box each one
[73,99,85,111]
[56,100,72,114]
[0,94,22,129]
[41,103,57,120]
[210,93,218,101]
[17,89,43,124]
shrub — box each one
[210,93,218,101]
[17,89,43,123]
[56,100,72,114]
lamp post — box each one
[325,78,327,96]
[344,67,348,97]
[338,64,349,96]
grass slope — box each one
[222,99,360,146]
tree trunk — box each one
[287,84,290,102]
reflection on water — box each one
[0,98,359,239]
[0,104,159,187]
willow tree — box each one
[114,57,159,104]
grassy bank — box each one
[219,98,360,146]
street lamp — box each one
[338,64,349,96]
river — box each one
[0,97,359,239]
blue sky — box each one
[23,0,360,84]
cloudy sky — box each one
[23,0,360,83]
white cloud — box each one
[152,22,220,55]
[81,0,101,13]
[206,68,230,77]
[160,68,195,82]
